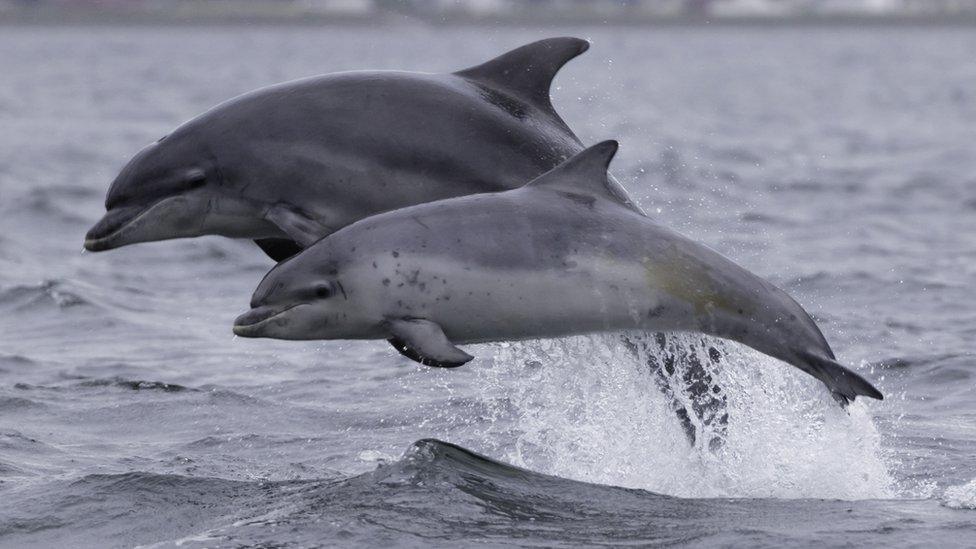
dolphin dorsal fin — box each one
[455,37,589,112]
[527,140,636,209]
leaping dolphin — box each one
[83,37,639,261]
[233,141,883,405]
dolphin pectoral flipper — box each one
[386,318,474,368]
[795,351,884,407]
[266,205,330,248]
[253,238,303,262]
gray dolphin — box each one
[84,37,639,261]
[233,141,882,405]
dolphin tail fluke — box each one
[796,351,883,407]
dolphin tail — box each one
[795,351,883,406]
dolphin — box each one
[233,141,882,405]
[83,37,639,261]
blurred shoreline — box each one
[4,4,976,27]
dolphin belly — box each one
[372,254,690,345]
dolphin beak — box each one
[233,305,299,338]
[83,196,196,252]
[84,206,143,251]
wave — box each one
[866,353,972,394]
[11,376,195,394]
[74,377,194,393]
[0,354,38,376]
[0,354,36,367]
[0,439,961,549]
[0,279,93,312]
[0,471,254,544]
[868,353,966,371]
[0,430,62,479]
[0,396,45,412]
[0,459,32,477]
[0,430,59,453]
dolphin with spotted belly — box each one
[84,37,639,261]
[234,141,883,405]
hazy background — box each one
[3,0,976,25]
[1,2,975,547]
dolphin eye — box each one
[185,169,206,188]
[314,285,332,299]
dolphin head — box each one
[233,245,377,341]
[84,130,269,252]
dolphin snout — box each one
[84,206,142,251]
[234,306,278,328]
[83,196,198,252]
[233,304,303,338]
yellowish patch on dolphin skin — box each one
[642,252,741,316]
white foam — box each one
[942,478,976,509]
[465,332,896,500]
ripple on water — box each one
[0,396,45,412]
[0,279,92,312]
[12,185,98,224]
[867,353,967,372]
[0,430,61,456]
[74,377,194,393]
[0,354,39,376]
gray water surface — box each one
[1,24,975,547]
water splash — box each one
[442,332,895,500]
[942,478,976,510]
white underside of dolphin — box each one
[235,141,883,406]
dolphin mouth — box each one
[233,304,303,338]
[84,196,191,252]
[84,205,145,251]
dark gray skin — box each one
[234,142,883,406]
[84,37,639,260]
